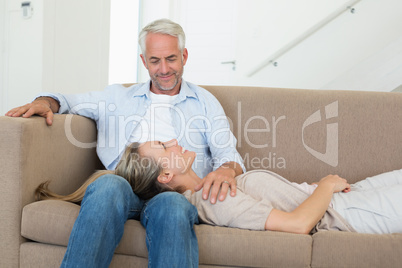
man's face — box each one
[140,33,188,95]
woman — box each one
[37,139,402,235]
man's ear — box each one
[182,48,188,66]
[140,54,148,69]
[157,172,173,184]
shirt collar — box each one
[177,80,197,101]
[132,80,198,101]
[132,80,152,98]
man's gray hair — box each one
[138,18,186,57]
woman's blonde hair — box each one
[36,143,173,203]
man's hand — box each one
[194,162,243,204]
[5,97,59,126]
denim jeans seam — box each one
[142,203,152,245]
[129,209,142,212]
[142,203,150,221]
[141,204,154,267]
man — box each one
[6,19,244,267]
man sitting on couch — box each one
[6,18,245,267]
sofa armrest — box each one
[0,115,102,267]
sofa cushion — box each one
[22,200,313,267]
[204,86,402,185]
[21,200,149,258]
[196,224,312,267]
[21,200,79,247]
[311,231,402,267]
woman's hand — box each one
[318,175,351,193]
[265,174,351,234]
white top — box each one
[130,92,178,143]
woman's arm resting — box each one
[265,175,350,234]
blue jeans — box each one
[61,174,199,268]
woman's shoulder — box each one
[237,169,285,180]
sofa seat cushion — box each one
[21,200,149,258]
[196,224,312,267]
[21,200,79,247]
[311,231,402,268]
[22,200,313,267]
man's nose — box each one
[160,60,169,73]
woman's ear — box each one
[157,172,174,184]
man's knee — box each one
[82,174,136,209]
[143,192,198,225]
[151,192,195,211]
[87,174,132,197]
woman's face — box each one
[139,139,195,175]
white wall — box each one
[2,0,400,116]
[235,0,402,91]
[2,0,45,114]
[323,27,402,91]
[137,0,402,92]
[1,0,110,114]
[0,0,6,114]
[40,0,110,94]
[108,0,139,85]
[181,0,238,86]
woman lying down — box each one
[36,139,402,235]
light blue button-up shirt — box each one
[42,80,245,178]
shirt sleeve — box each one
[34,85,122,121]
[290,182,318,195]
[189,189,272,231]
[201,90,246,173]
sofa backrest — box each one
[202,85,402,184]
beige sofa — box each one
[1,85,402,268]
